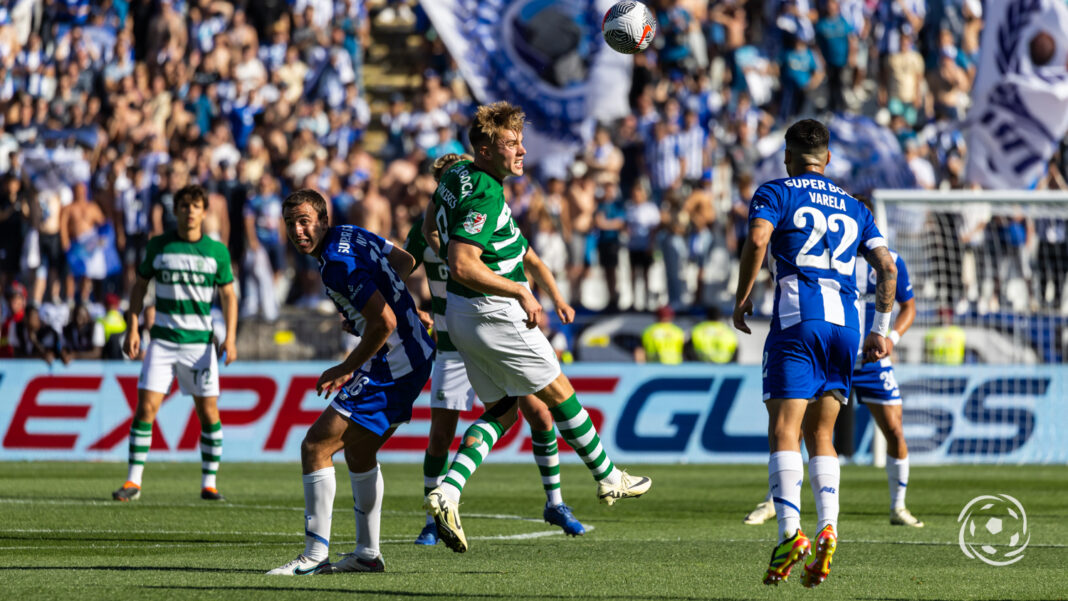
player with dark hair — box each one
[267,189,434,575]
[733,119,897,587]
[113,185,238,503]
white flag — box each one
[965,0,1068,189]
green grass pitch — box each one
[0,462,1065,600]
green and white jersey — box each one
[404,216,456,352]
[432,160,528,298]
[138,232,234,345]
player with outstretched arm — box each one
[732,119,897,587]
[267,189,434,575]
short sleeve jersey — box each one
[748,172,886,332]
[431,160,528,298]
[138,232,234,344]
[319,225,435,381]
[855,250,913,359]
[404,216,456,352]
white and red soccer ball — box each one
[602,1,656,55]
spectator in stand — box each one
[0,281,27,358]
[625,179,661,311]
[594,180,626,312]
[815,0,856,114]
[0,172,27,291]
[15,303,69,365]
[63,302,105,360]
[779,35,823,121]
[883,29,925,126]
[646,120,683,204]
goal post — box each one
[864,189,1068,464]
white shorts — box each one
[138,339,220,397]
[445,292,561,402]
[430,351,477,411]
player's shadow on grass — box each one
[0,566,266,574]
[144,586,754,600]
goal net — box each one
[864,189,1068,463]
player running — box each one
[422,102,650,554]
[113,185,238,503]
[267,189,434,575]
[742,197,925,529]
[407,153,585,546]
[732,119,897,587]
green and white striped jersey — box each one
[404,216,456,352]
[431,160,528,298]
[138,232,233,345]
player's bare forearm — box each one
[523,247,564,306]
[387,245,416,280]
[449,241,529,300]
[126,276,150,331]
[895,297,916,337]
[422,203,441,254]
[341,292,396,372]
[734,219,772,307]
[219,282,238,359]
[867,246,898,313]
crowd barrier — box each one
[1,362,1064,463]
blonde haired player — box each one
[421,102,650,553]
[113,185,238,502]
[408,153,586,546]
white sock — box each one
[350,464,384,560]
[600,467,622,486]
[302,467,336,561]
[808,455,841,533]
[886,456,909,510]
[768,451,804,542]
[764,488,774,504]
[126,463,145,486]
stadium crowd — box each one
[0,0,1063,362]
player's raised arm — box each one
[733,217,773,334]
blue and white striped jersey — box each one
[854,250,913,359]
[749,172,886,332]
[318,225,434,381]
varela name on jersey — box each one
[432,160,529,298]
[749,172,886,332]
[318,225,434,381]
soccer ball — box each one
[602,1,656,55]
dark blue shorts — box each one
[763,320,859,402]
[852,358,902,405]
[329,360,432,436]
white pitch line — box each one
[0,498,548,522]
[0,528,593,551]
